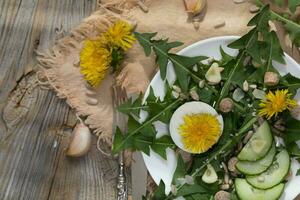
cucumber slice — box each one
[236,142,276,175]
[246,149,290,189]
[237,121,273,161]
[235,178,284,200]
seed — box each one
[137,0,149,13]
[199,80,205,88]
[221,162,229,173]
[233,0,245,4]
[220,184,230,190]
[86,90,97,96]
[172,91,180,99]
[214,20,226,29]
[86,97,98,105]
[243,131,253,144]
[224,173,229,184]
[249,84,257,89]
[172,85,182,93]
[190,89,200,101]
[227,157,238,172]
[243,80,249,92]
[193,21,200,30]
[249,5,260,13]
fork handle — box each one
[117,151,127,200]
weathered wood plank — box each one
[0,0,120,199]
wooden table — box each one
[0,0,119,199]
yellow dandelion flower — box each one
[80,39,112,87]
[258,89,297,119]
[102,20,135,50]
[179,113,222,153]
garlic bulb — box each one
[66,119,92,157]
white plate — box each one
[140,36,300,198]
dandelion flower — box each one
[102,20,136,50]
[80,39,111,87]
[179,113,222,153]
[258,89,297,119]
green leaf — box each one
[297,168,300,176]
[133,134,152,155]
[228,28,257,49]
[284,116,300,144]
[280,74,300,90]
[153,181,166,200]
[169,54,206,92]
[286,142,300,156]
[153,39,184,79]
[285,23,300,47]
[117,93,146,117]
[112,127,133,154]
[176,184,208,197]
[151,135,176,159]
[220,46,234,65]
[134,32,157,56]
[172,155,187,184]
[266,31,285,65]
[288,0,300,12]
[248,5,270,34]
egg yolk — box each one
[178,113,221,153]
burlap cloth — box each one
[37,0,299,147]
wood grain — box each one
[0,0,120,199]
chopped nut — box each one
[227,157,238,172]
[193,21,200,30]
[243,131,254,144]
[252,89,266,100]
[232,88,245,102]
[190,89,200,101]
[172,91,180,99]
[137,0,149,13]
[291,105,300,119]
[243,80,249,92]
[172,85,182,93]
[249,84,257,89]
[199,80,205,88]
[243,56,251,66]
[220,183,230,190]
[219,98,234,113]
[214,190,231,200]
[264,71,279,86]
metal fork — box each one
[112,84,128,200]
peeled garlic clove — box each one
[183,0,206,15]
[252,89,266,100]
[202,164,218,184]
[66,121,92,157]
[205,63,223,85]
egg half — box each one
[169,101,224,154]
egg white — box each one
[169,101,224,154]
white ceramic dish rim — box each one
[140,35,300,199]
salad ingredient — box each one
[236,143,276,175]
[66,120,92,157]
[258,89,297,119]
[219,98,234,113]
[242,80,249,92]
[202,164,218,184]
[183,0,206,15]
[189,89,199,101]
[264,72,279,86]
[252,89,266,100]
[214,20,226,29]
[169,101,223,153]
[246,149,290,189]
[235,178,284,200]
[228,157,238,173]
[214,190,230,200]
[237,121,273,161]
[233,88,245,102]
[205,63,223,84]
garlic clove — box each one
[183,0,206,15]
[66,121,92,157]
[205,63,223,85]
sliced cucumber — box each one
[237,121,273,161]
[235,178,284,200]
[246,149,290,189]
[236,142,276,175]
